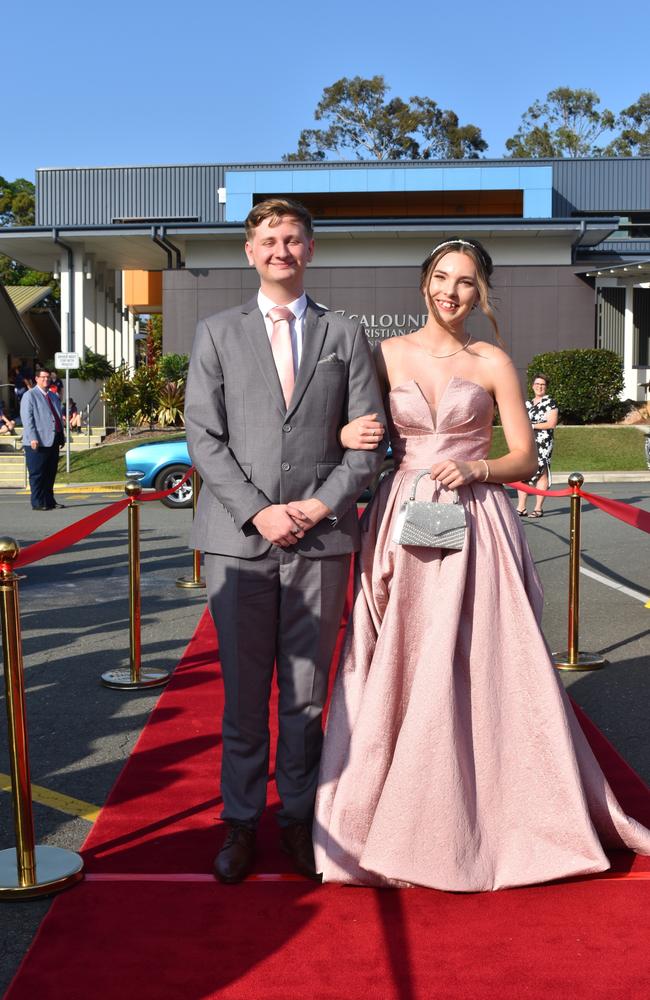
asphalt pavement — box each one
[0,478,648,995]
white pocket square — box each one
[318,353,342,364]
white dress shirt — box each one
[257,290,308,375]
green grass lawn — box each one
[56,434,185,483]
[56,426,647,483]
[489,426,648,471]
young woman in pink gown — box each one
[313,238,650,892]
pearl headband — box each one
[430,239,476,253]
[428,239,490,271]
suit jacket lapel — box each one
[240,298,287,416]
[287,299,328,417]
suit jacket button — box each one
[282,424,292,432]
[281,462,291,471]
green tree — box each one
[158,353,189,383]
[0,176,36,226]
[75,349,115,381]
[101,366,138,433]
[132,364,164,430]
[0,175,56,291]
[505,88,616,158]
[527,349,624,424]
[605,93,650,156]
[284,76,486,161]
[144,315,163,368]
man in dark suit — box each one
[185,198,386,883]
[20,367,65,511]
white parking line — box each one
[580,567,649,605]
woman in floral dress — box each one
[516,374,558,518]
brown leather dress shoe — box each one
[213,824,256,884]
[280,822,320,881]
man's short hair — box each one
[245,198,313,240]
[34,366,50,377]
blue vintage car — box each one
[125,438,193,508]
[125,438,393,509]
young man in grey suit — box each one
[185,198,387,883]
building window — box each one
[634,287,650,366]
[254,190,524,220]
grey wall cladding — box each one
[36,166,226,226]
[164,265,595,378]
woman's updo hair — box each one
[420,238,502,345]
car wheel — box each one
[155,464,193,509]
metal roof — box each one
[4,285,53,313]
[0,285,40,351]
[578,259,650,279]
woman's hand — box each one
[429,459,485,489]
[339,413,384,450]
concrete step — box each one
[1,429,107,451]
[0,457,26,486]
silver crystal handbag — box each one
[392,470,466,550]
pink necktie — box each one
[268,306,295,408]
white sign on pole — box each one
[54,352,80,370]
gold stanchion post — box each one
[101,482,170,689]
[0,538,84,898]
[553,473,607,671]
[176,469,205,589]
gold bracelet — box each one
[479,459,490,482]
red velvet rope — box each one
[4,467,647,573]
[508,481,572,497]
[508,481,650,534]
[11,467,196,569]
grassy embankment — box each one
[489,426,647,472]
[55,426,647,483]
[56,434,185,484]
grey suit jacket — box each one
[20,387,63,448]
[185,296,387,559]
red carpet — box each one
[6,609,650,1000]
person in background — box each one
[0,398,16,434]
[12,360,34,414]
[49,370,63,396]
[20,367,66,511]
[64,398,82,432]
[516,374,559,518]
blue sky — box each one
[4,0,649,181]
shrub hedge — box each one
[527,349,625,424]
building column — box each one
[105,273,116,367]
[623,282,636,399]
[59,266,71,353]
[83,254,97,355]
[121,272,135,371]
[95,264,107,358]
[73,249,86,358]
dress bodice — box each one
[388,377,494,469]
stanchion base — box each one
[100,667,170,689]
[175,576,206,589]
[0,845,83,900]
[552,651,607,671]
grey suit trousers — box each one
[206,548,351,828]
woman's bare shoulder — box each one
[379,333,421,359]
[470,339,514,371]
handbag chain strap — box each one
[409,470,460,505]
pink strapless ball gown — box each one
[313,378,650,891]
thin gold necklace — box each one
[413,332,472,359]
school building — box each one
[0,157,649,399]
